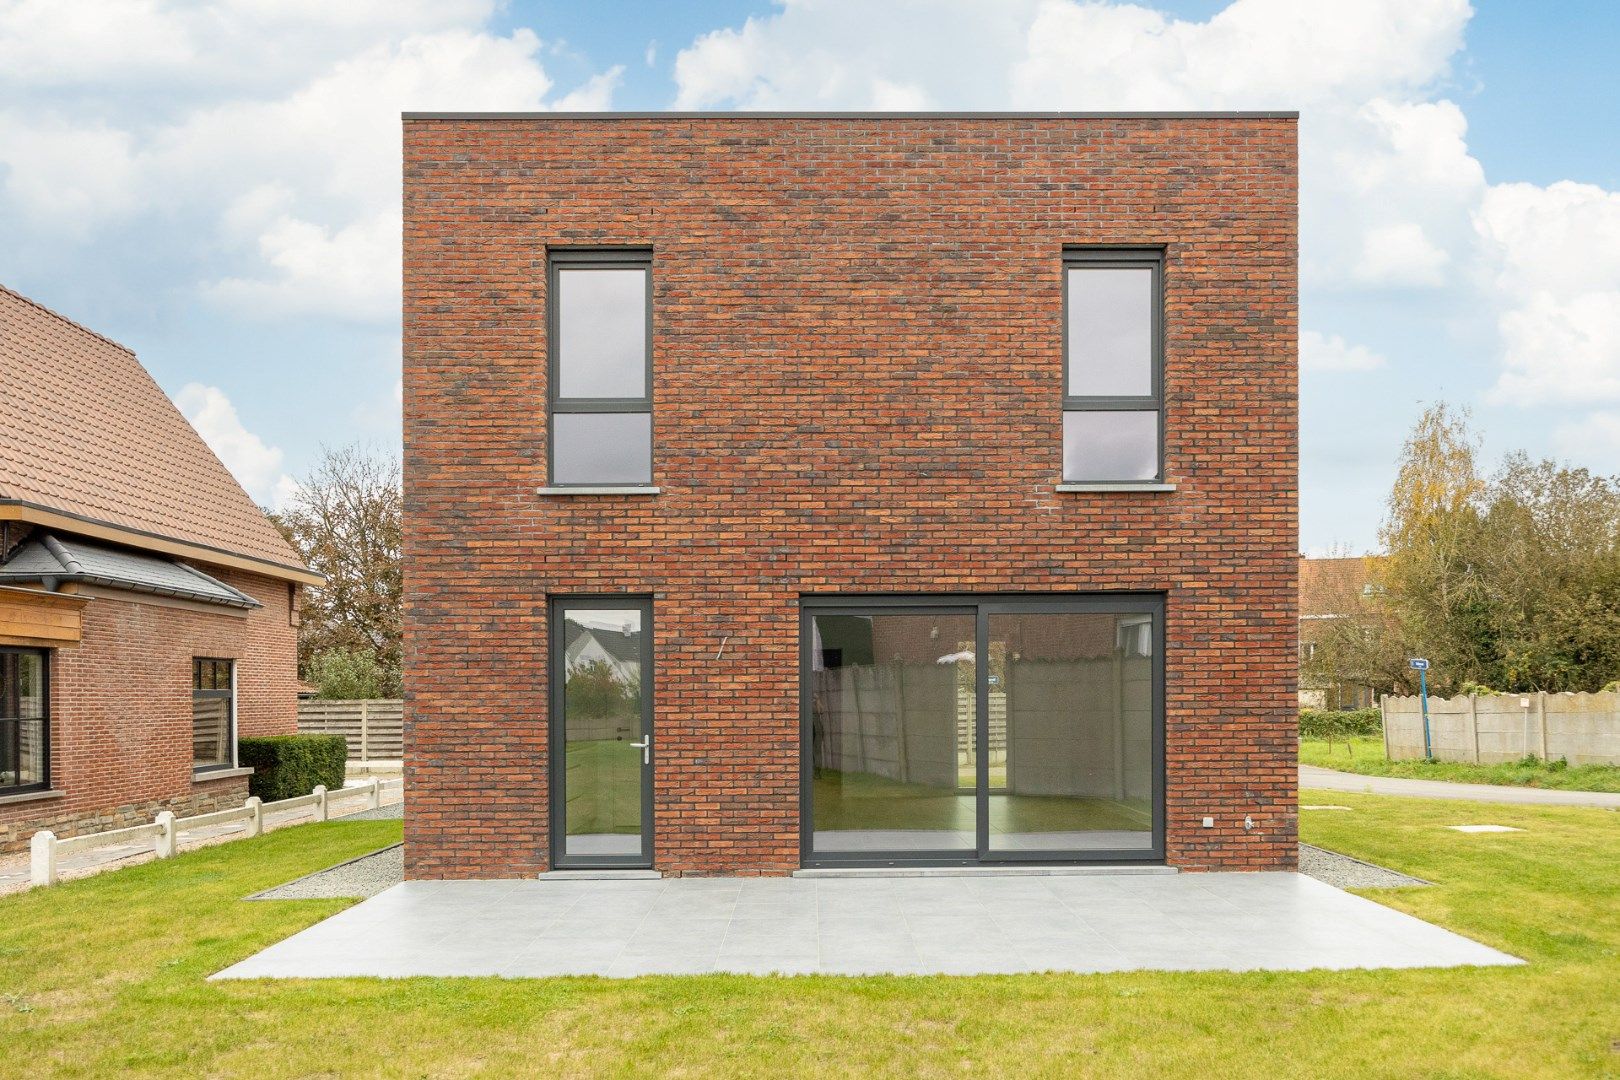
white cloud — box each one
[1479,181,1620,406]
[1301,330,1387,373]
[0,11,618,322]
[174,383,298,509]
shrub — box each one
[1299,708,1382,748]
[239,734,348,802]
[304,646,397,699]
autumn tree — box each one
[1316,405,1620,697]
[276,444,402,698]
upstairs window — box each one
[1062,249,1164,483]
[549,250,653,486]
[0,648,48,794]
[193,658,235,772]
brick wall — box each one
[0,561,299,851]
[403,115,1299,878]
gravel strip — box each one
[1299,843,1430,889]
[336,801,403,822]
[249,833,1426,901]
[249,844,404,899]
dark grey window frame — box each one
[191,657,236,773]
[1061,247,1166,484]
[0,646,49,795]
[799,592,1167,869]
[548,595,656,870]
[546,248,655,487]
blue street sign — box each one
[1409,659,1433,757]
[1409,658,1429,670]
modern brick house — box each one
[403,113,1298,878]
[0,285,320,851]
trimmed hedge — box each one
[1300,708,1382,741]
[239,734,348,802]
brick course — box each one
[0,563,299,852]
[402,115,1298,878]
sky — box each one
[3,0,1618,554]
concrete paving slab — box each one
[213,871,1522,980]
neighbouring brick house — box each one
[0,285,320,852]
[403,113,1298,877]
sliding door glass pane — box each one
[1063,410,1158,482]
[553,412,651,485]
[1067,267,1153,396]
[810,612,975,853]
[562,608,644,857]
[557,268,647,398]
[986,611,1155,852]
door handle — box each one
[630,737,651,765]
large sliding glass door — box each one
[803,595,1163,866]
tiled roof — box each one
[0,534,260,609]
[0,284,309,576]
[1299,554,1385,618]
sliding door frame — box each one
[799,592,1166,868]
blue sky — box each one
[3,1,1618,552]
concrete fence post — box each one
[367,776,381,810]
[30,830,57,887]
[359,700,370,763]
[244,796,262,838]
[154,811,176,859]
[1536,691,1550,760]
[313,784,328,822]
[1379,694,1391,759]
[1467,694,1481,763]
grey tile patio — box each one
[212,872,1522,980]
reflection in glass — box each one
[986,612,1154,852]
[553,412,652,485]
[810,613,976,853]
[1067,267,1153,397]
[1062,410,1159,482]
[0,651,46,790]
[557,268,647,399]
[562,608,644,857]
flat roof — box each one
[404,110,1298,121]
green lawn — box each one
[1,796,1618,1077]
[565,739,642,835]
[1303,735,1620,793]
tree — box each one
[275,444,402,697]
[1329,406,1620,697]
[1377,403,1490,694]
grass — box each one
[565,739,642,835]
[0,797,1617,1077]
[1303,736,1620,793]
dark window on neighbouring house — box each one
[1063,249,1164,482]
[0,648,48,794]
[549,250,653,485]
[193,658,234,771]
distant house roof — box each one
[0,534,260,609]
[564,618,642,666]
[1299,554,1385,619]
[0,284,317,584]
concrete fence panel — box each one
[1383,689,1620,765]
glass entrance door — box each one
[551,598,653,868]
[803,595,1162,865]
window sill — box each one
[535,486,661,496]
[1056,482,1178,493]
[193,766,254,783]
[0,788,63,807]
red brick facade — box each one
[402,115,1299,878]
[0,563,300,852]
